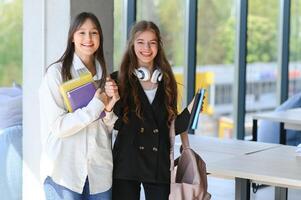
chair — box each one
[257,92,301,146]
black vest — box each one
[112,72,190,183]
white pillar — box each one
[23,1,113,199]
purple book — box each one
[67,82,106,118]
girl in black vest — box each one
[110,21,196,200]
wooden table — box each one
[175,135,301,200]
[175,135,280,155]
[208,145,301,200]
[252,108,301,144]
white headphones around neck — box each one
[134,67,163,83]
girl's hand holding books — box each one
[187,89,206,131]
[187,90,206,114]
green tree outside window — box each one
[0,0,22,86]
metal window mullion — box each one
[186,0,197,103]
[185,0,198,134]
[233,0,248,140]
[278,0,291,104]
[126,0,136,39]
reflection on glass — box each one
[196,0,237,138]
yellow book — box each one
[59,72,94,112]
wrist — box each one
[104,106,112,112]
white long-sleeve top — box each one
[39,54,117,194]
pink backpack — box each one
[169,121,211,200]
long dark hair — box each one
[119,20,178,125]
[51,12,107,84]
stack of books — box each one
[59,72,105,118]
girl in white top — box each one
[39,12,119,200]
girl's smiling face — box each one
[73,18,100,60]
[134,30,158,69]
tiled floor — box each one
[140,176,301,199]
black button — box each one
[139,146,145,150]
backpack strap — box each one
[169,120,176,183]
[180,132,190,150]
[169,120,191,183]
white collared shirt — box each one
[39,53,117,194]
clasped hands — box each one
[94,77,120,112]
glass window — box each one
[113,0,125,70]
[136,0,186,108]
[246,0,280,138]
[137,0,186,67]
[0,1,22,199]
[0,0,22,86]
[289,0,301,96]
[196,0,237,138]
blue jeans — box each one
[44,176,112,200]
